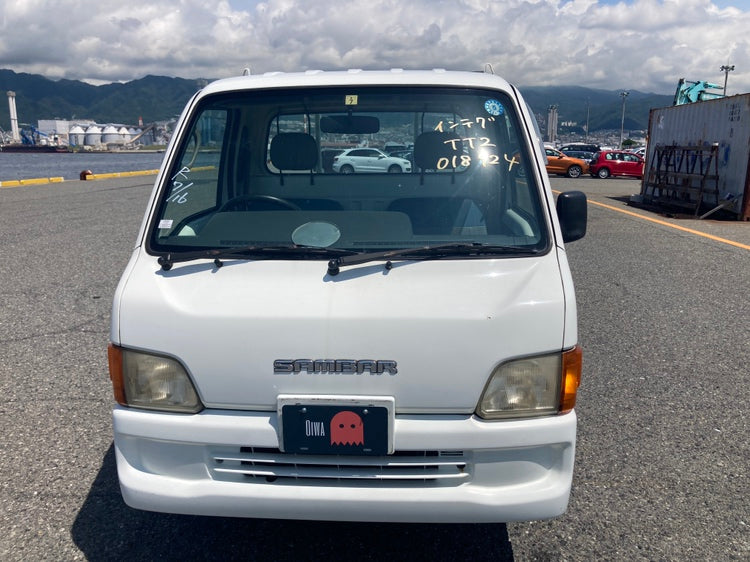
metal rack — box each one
[644,144,720,217]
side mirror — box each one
[556,191,587,242]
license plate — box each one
[280,403,389,455]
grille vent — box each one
[210,447,469,486]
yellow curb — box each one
[2,168,163,187]
[20,178,50,185]
[3,166,205,186]
[0,177,65,187]
[86,169,159,180]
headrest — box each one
[270,133,318,170]
[414,131,463,170]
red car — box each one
[589,150,644,179]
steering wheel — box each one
[219,194,301,212]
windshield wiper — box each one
[326,243,538,276]
[157,245,354,271]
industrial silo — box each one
[84,125,102,146]
[118,126,131,142]
[69,125,85,146]
[102,125,119,144]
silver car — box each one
[332,148,412,173]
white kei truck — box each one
[108,69,587,523]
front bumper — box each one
[113,406,576,523]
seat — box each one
[270,132,318,170]
[413,131,463,171]
[413,131,464,185]
[387,197,472,235]
[269,132,318,184]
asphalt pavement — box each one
[0,175,748,561]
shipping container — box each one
[638,94,750,220]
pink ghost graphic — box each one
[330,411,364,446]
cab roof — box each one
[199,69,515,96]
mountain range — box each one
[0,69,674,134]
[520,85,673,133]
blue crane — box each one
[673,78,725,105]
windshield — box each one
[148,86,549,257]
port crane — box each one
[673,78,725,105]
[19,124,54,146]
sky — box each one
[1,0,749,95]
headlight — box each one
[108,344,203,413]
[477,347,581,419]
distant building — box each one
[34,118,158,148]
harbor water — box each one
[0,151,167,182]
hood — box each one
[115,252,567,413]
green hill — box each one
[0,70,203,127]
[0,69,673,131]
[520,85,673,133]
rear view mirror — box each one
[556,191,587,242]
[320,115,380,134]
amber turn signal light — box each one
[107,343,127,406]
[560,345,582,414]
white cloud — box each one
[0,0,747,94]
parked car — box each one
[589,150,644,179]
[320,148,345,172]
[561,149,594,162]
[388,149,414,165]
[332,148,412,173]
[559,142,600,154]
[544,147,589,178]
[384,142,408,153]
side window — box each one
[156,109,228,238]
[500,109,539,226]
